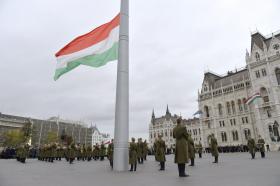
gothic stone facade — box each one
[199,30,280,151]
[149,106,201,149]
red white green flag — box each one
[54,14,120,80]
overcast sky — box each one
[0,0,279,139]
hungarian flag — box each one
[54,14,120,80]
[245,93,261,105]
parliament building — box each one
[149,30,280,151]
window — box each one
[170,131,173,137]
[273,122,279,137]
[218,104,223,116]
[231,101,236,114]
[238,99,243,112]
[261,69,267,76]
[267,108,272,118]
[226,102,231,114]
[260,87,269,103]
[243,98,248,111]
[255,52,260,61]
[204,106,210,117]
[255,71,260,78]
[275,68,280,85]
[244,129,251,140]
[221,132,227,142]
[232,131,239,141]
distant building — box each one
[0,113,96,147]
[149,106,201,149]
[91,127,111,146]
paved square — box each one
[0,152,280,186]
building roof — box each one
[251,30,280,52]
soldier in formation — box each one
[188,134,196,166]
[247,136,256,159]
[155,134,166,171]
[196,141,203,158]
[16,144,29,163]
[129,137,138,171]
[210,134,219,163]
[93,143,100,160]
[173,118,189,177]
[137,138,144,164]
[257,136,265,158]
[107,139,114,169]
[99,142,106,161]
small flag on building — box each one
[245,93,261,105]
[193,110,203,116]
[54,14,120,80]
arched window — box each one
[232,131,239,141]
[231,101,236,114]
[273,122,279,137]
[221,132,227,142]
[255,52,260,61]
[226,102,231,114]
[260,87,269,103]
[244,129,251,140]
[170,130,173,137]
[204,106,210,117]
[243,98,248,111]
[238,99,243,112]
[218,104,223,116]
[275,68,280,85]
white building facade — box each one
[149,106,201,149]
[91,127,111,146]
[198,30,280,151]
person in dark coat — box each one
[247,136,256,159]
[210,134,219,163]
[257,136,265,158]
[173,118,189,177]
[129,138,138,171]
[156,135,166,171]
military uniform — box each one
[197,142,203,158]
[247,137,256,159]
[153,139,159,161]
[156,136,166,171]
[143,140,148,160]
[173,118,189,177]
[68,144,76,164]
[100,143,106,161]
[107,140,114,169]
[257,137,265,158]
[210,134,219,163]
[137,138,144,164]
[129,138,138,171]
[188,135,195,166]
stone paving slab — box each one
[0,152,280,186]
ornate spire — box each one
[151,109,155,124]
[165,104,171,119]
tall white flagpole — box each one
[113,0,129,171]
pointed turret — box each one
[151,109,155,124]
[165,104,171,119]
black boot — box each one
[189,158,194,166]
[134,163,137,171]
[199,153,202,158]
[159,162,164,170]
[130,164,133,171]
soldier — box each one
[107,139,114,169]
[86,146,92,161]
[153,138,159,162]
[156,135,166,171]
[188,134,195,166]
[69,143,76,164]
[100,142,106,161]
[129,137,138,171]
[173,118,189,177]
[93,144,100,160]
[197,141,203,158]
[257,136,265,158]
[247,136,256,159]
[143,140,148,161]
[210,134,219,163]
[137,138,144,164]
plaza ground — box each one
[0,152,280,186]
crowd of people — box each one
[0,118,269,177]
